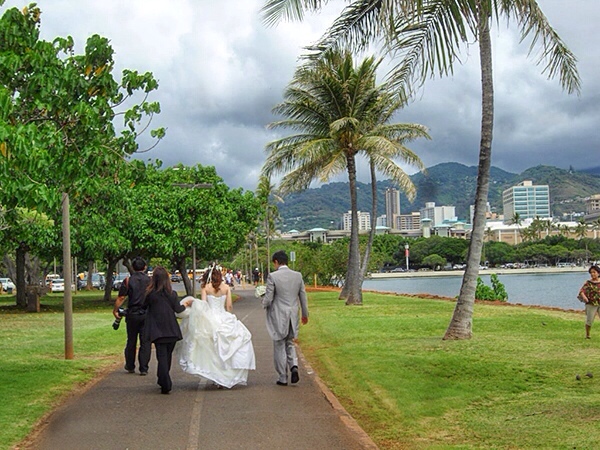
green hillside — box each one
[276,163,600,231]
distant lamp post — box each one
[404,243,410,271]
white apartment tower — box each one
[419,202,456,227]
[385,188,401,229]
[342,211,371,232]
[503,180,550,221]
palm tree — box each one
[262,50,429,305]
[530,216,545,241]
[262,0,579,337]
[575,219,590,264]
[256,175,283,279]
[509,212,523,244]
[592,219,600,240]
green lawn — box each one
[2,290,600,449]
[300,291,600,449]
[0,292,123,449]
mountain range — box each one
[276,163,600,231]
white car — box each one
[51,279,65,292]
[0,278,16,291]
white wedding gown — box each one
[176,295,255,388]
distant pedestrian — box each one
[225,270,234,288]
[262,250,308,386]
[113,257,151,375]
[252,268,260,286]
[579,265,600,339]
[143,266,192,394]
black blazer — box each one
[143,290,185,343]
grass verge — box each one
[300,290,600,449]
[0,292,122,450]
[2,290,600,449]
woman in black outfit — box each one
[144,266,192,394]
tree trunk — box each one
[15,243,27,308]
[177,256,192,296]
[360,160,378,280]
[444,9,493,340]
[265,208,271,280]
[103,258,119,302]
[86,260,94,290]
[342,153,363,305]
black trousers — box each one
[154,340,177,392]
[124,313,150,373]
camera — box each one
[112,307,128,330]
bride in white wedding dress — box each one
[176,266,255,388]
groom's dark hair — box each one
[132,257,146,272]
[272,250,288,265]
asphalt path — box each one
[22,287,377,450]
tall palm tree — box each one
[592,219,600,240]
[509,212,523,244]
[575,219,590,264]
[256,175,283,279]
[262,50,429,305]
[262,0,579,337]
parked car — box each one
[0,277,16,292]
[77,273,106,289]
[112,273,130,291]
[51,279,76,293]
[78,273,106,290]
[45,273,60,286]
[170,273,183,283]
[51,279,65,292]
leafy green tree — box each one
[422,253,446,271]
[484,241,514,266]
[131,163,260,296]
[263,50,428,305]
[262,0,579,337]
[0,5,163,308]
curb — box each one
[297,344,379,450]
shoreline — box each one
[368,266,588,279]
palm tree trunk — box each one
[444,7,493,339]
[360,160,378,280]
[341,153,363,305]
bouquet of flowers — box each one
[254,285,266,298]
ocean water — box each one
[363,271,589,310]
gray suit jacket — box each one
[262,265,308,341]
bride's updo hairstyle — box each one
[202,265,223,291]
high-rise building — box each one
[342,211,371,231]
[586,194,600,214]
[419,202,456,227]
[398,212,421,231]
[503,180,550,222]
[385,188,401,230]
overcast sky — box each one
[3,0,598,192]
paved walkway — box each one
[23,287,377,450]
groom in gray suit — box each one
[262,250,309,386]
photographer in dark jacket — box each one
[113,257,151,375]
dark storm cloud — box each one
[2,0,597,191]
